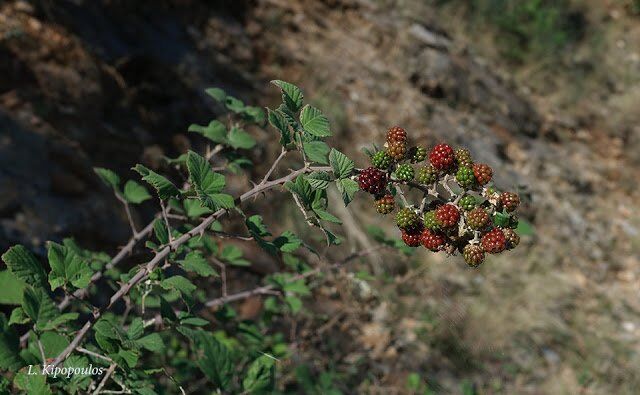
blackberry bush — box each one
[499,191,520,212]
[402,227,423,247]
[466,207,490,230]
[455,148,473,168]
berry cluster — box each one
[358,126,524,267]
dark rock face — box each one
[0,0,261,253]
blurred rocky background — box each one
[1,0,639,393]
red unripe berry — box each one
[481,228,506,253]
[386,126,407,144]
[499,192,520,212]
[420,229,445,251]
[463,244,485,267]
[429,143,455,170]
[435,204,460,228]
[358,167,388,195]
[472,163,493,185]
[401,227,423,247]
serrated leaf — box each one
[246,215,271,238]
[22,287,58,331]
[186,151,231,210]
[0,270,26,305]
[300,105,331,137]
[271,80,303,112]
[227,127,256,149]
[329,149,354,179]
[243,106,265,124]
[132,164,180,200]
[35,331,69,358]
[47,242,92,290]
[195,332,234,390]
[336,178,359,206]
[0,313,23,370]
[117,348,140,368]
[2,245,47,288]
[179,251,217,277]
[205,87,227,102]
[285,175,313,206]
[286,295,303,313]
[153,219,169,245]
[313,207,342,224]
[303,141,331,164]
[305,172,330,190]
[274,231,302,253]
[136,333,164,352]
[94,167,120,189]
[14,369,51,395]
[41,312,78,331]
[127,318,144,340]
[8,307,29,326]
[243,355,275,393]
[183,199,213,218]
[225,95,245,113]
[123,180,152,204]
[220,246,250,267]
[180,317,209,326]
[161,276,197,296]
[188,120,228,144]
[268,108,292,147]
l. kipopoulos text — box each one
[27,364,105,378]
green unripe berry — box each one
[409,146,427,163]
[396,207,421,229]
[396,164,414,181]
[416,165,438,184]
[423,210,440,230]
[371,150,392,169]
[455,166,475,188]
[459,195,477,211]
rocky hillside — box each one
[1,0,639,393]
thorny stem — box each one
[77,347,113,362]
[93,363,117,395]
[115,193,139,236]
[259,147,287,185]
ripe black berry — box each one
[358,167,388,195]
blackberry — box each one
[459,195,477,211]
[409,146,427,163]
[396,207,421,230]
[463,244,485,267]
[472,163,493,186]
[358,167,388,195]
[401,227,422,247]
[481,228,506,253]
[386,126,407,144]
[396,164,414,181]
[387,141,407,161]
[499,192,520,212]
[420,229,445,251]
[423,210,440,230]
[416,165,438,184]
[429,143,455,170]
[455,148,473,168]
[466,207,489,230]
[503,228,520,249]
[435,204,460,228]
[375,194,395,214]
[455,166,475,188]
[371,150,392,169]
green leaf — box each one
[153,219,169,245]
[243,355,275,393]
[303,141,331,164]
[186,151,231,210]
[0,313,24,370]
[225,95,245,113]
[246,215,271,238]
[306,171,331,190]
[183,199,213,218]
[271,80,303,112]
[22,287,58,331]
[0,270,26,305]
[286,295,303,313]
[268,108,292,147]
[47,242,92,290]
[243,106,265,124]
[180,317,209,327]
[132,164,180,200]
[220,246,250,267]
[285,175,313,206]
[94,167,120,189]
[227,127,256,149]
[195,332,234,390]
[127,318,144,340]
[189,120,228,144]
[178,251,217,277]
[274,231,302,253]
[41,312,78,331]
[14,369,51,395]
[205,87,227,102]
[2,245,47,288]
[117,348,139,368]
[94,318,128,353]
[161,276,197,296]
[9,307,29,326]
[329,149,354,179]
[336,178,359,206]
[35,331,69,358]
[136,333,164,353]
[123,180,152,204]
[516,219,535,236]
[300,105,331,137]
[313,207,342,224]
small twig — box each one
[205,144,224,161]
[211,257,227,298]
[115,194,138,236]
[395,185,410,207]
[93,363,117,394]
[159,200,174,245]
[77,347,113,362]
[259,147,287,185]
[37,337,46,364]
